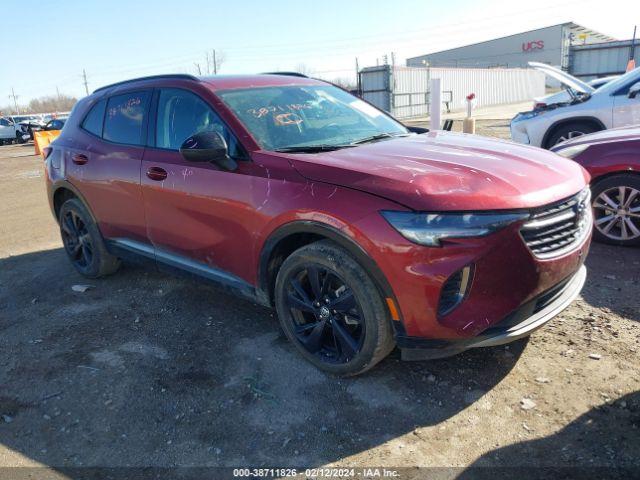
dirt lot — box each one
[0,131,639,478]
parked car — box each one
[0,117,31,145]
[552,125,640,246]
[9,115,45,140]
[44,74,591,375]
[43,118,67,131]
[511,62,640,148]
[533,75,619,109]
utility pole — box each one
[194,63,202,75]
[213,49,217,75]
[82,69,89,95]
[9,88,19,114]
[629,26,637,72]
[355,57,360,96]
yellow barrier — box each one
[34,130,61,156]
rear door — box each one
[66,91,151,243]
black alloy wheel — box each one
[61,209,94,270]
[285,265,365,364]
[274,240,395,376]
[58,198,121,278]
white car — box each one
[511,62,640,148]
[532,76,619,109]
[0,116,39,144]
[0,117,20,145]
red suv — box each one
[45,73,592,376]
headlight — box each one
[512,111,541,122]
[381,211,529,246]
[553,143,589,159]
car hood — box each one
[529,62,595,95]
[552,125,640,150]
[287,132,589,211]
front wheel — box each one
[591,175,640,246]
[274,240,395,376]
[546,122,599,148]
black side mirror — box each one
[406,126,429,134]
[628,82,640,99]
[179,131,238,171]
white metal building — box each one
[358,65,545,119]
[406,23,615,72]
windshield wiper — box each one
[350,132,410,145]
[274,144,354,153]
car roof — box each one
[93,73,327,94]
[199,74,326,91]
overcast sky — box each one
[1,0,635,104]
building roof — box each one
[406,22,617,62]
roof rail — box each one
[262,71,309,78]
[93,74,200,93]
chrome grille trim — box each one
[521,188,591,259]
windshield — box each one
[217,85,408,151]
[596,67,640,95]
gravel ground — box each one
[0,134,638,478]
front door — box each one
[0,117,15,140]
[140,87,267,284]
[612,81,640,128]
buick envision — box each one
[45,73,591,375]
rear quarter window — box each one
[103,91,150,145]
[81,99,107,137]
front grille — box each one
[520,188,591,259]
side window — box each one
[103,91,150,145]
[0,118,9,127]
[81,99,107,137]
[156,88,244,158]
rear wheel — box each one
[59,198,121,278]
[591,175,640,246]
[546,122,600,148]
[274,240,395,376]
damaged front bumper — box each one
[398,265,586,361]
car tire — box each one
[546,122,600,148]
[274,240,395,376]
[59,198,121,278]
[16,133,25,144]
[591,175,640,246]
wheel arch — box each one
[257,221,402,323]
[52,181,97,223]
[590,169,640,187]
[542,116,606,149]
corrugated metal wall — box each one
[360,66,545,119]
[570,40,640,79]
[391,67,431,118]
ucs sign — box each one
[522,40,544,52]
